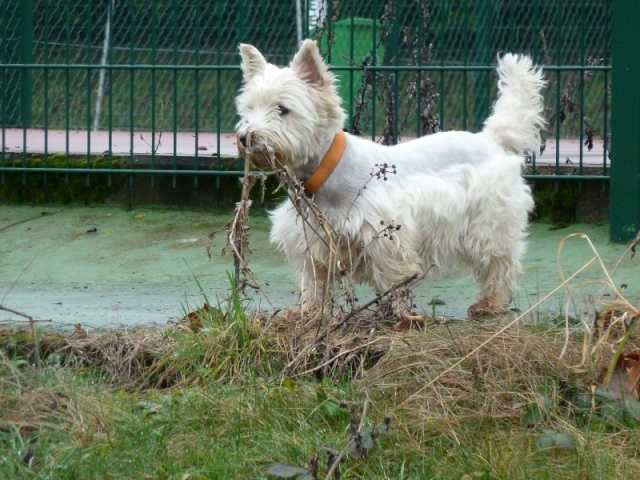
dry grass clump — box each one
[1,320,275,392]
[53,319,282,390]
[266,308,399,379]
[58,329,181,389]
[0,361,114,438]
[361,321,587,425]
[1,306,628,396]
[0,346,117,444]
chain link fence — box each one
[0,0,611,179]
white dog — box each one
[236,39,545,318]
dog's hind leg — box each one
[464,161,533,318]
[468,253,520,317]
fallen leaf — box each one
[521,397,555,427]
[180,303,210,331]
[624,399,640,421]
[536,429,574,452]
[594,386,618,402]
[266,463,310,478]
[376,418,391,435]
[281,378,300,391]
[606,353,640,400]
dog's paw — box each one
[282,304,326,323]
[467,300,507,318]
[282,305,307,323]
[393,311,426,331]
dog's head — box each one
[235,40,346,172]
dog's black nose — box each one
[238,134,247,147]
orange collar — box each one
[304,130,347,194]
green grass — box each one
[3,357,640,479]
[3,318,640,480]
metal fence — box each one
[0,2,616,209]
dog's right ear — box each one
[239,44,268,82]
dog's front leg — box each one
[299,260,332,310]
[281,260,333,322]
[388,287,426,329]
[373,274,426,329]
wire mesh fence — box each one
[0,0,612,184]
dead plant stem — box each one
[1,257,42,367]
[333,273,424,330]
[226,158,276,309]
[324,388,371,480]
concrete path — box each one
[1,205,637,333]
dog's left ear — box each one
[239,44,268,82]
[291,39,329,88]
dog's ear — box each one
[291,39,329,88]
[239,44,268,82]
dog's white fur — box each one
[236,39,545,317]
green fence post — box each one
[473,0,491,132]
[20,0,33,128]
[610,0,640,243]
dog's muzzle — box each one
[236,131,280,169]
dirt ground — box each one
[1,204,637,333]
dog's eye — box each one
[276,105,290,116]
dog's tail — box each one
[483,53,546,155]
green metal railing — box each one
[1,0,631,239]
